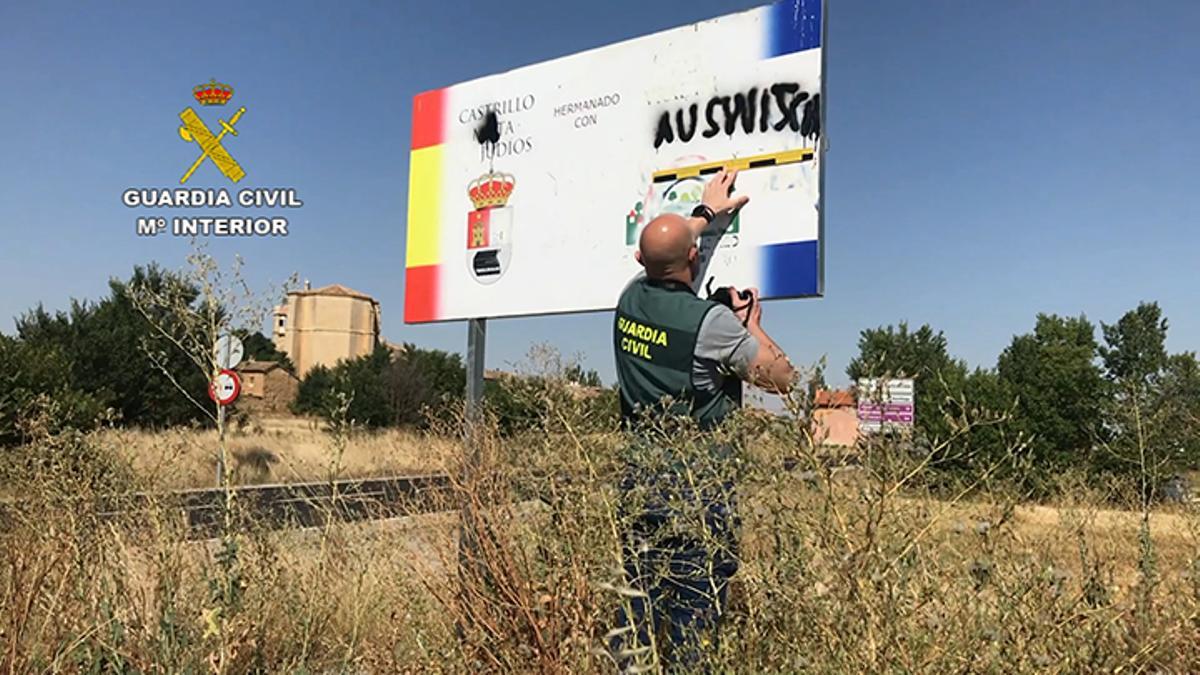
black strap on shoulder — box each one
[643,277,697,295]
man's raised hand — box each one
[702,169,751,215]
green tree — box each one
[0,335,105,445]
[997,313,1105,473]
[935,366,1028,479]
[291,347,394,427]
[1099,302,1168,388]
[563,364,603,388]
[1097,303,1200,490]
[388,344,465,428]
[480,346,615,436]
[1160,352,1200,458]
[292,365,335,417]
[335,347,394,427]
[292,344,469,429]
[846,322,968,445]
[235,330,294,373]
[14,265,207,428]
[484,374,618,436]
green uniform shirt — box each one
[613,276,755,430]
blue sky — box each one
[1,0,1197,386]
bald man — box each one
[610,170,795,669]
[615,168,795,428]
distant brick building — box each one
[236,360,299,413]
[272,283,381,378]
[813,389,858,447]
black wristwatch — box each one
[690,204,715,225]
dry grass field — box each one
[4,407,1200,672]
[98,414,456,489]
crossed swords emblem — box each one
[178,106,247,184]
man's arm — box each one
[734,288,796,394]
[746,321,796,394]
[697,292,796,396]
[687,170,792,392]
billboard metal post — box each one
[460,318,487,585]
[465,318,487,439]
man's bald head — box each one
[637,213,697,280]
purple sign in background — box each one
[857,402,914,424]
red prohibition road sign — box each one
[208,369,241,406]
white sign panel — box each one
[857,378,915,434]
[405,0,824,322]
[213,334,244,370]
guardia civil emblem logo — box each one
[178,79,247,184]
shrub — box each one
[0,336,105,446]
[293,344,468,430]
[388,344,465,428]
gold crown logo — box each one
[468,171,515,209]
[193,79,234,106]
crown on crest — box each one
[193,79,234,106]
[468,171,515,209]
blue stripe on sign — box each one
[767,0,822,57]
[761,240,819,298]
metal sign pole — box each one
[465,318,487,437]
[459,318,488,617]
[216,402,225,487]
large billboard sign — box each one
[404,0,824,323]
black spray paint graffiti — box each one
[474,110,501,146]
[472,109,534,163]
[653,83,820,149]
